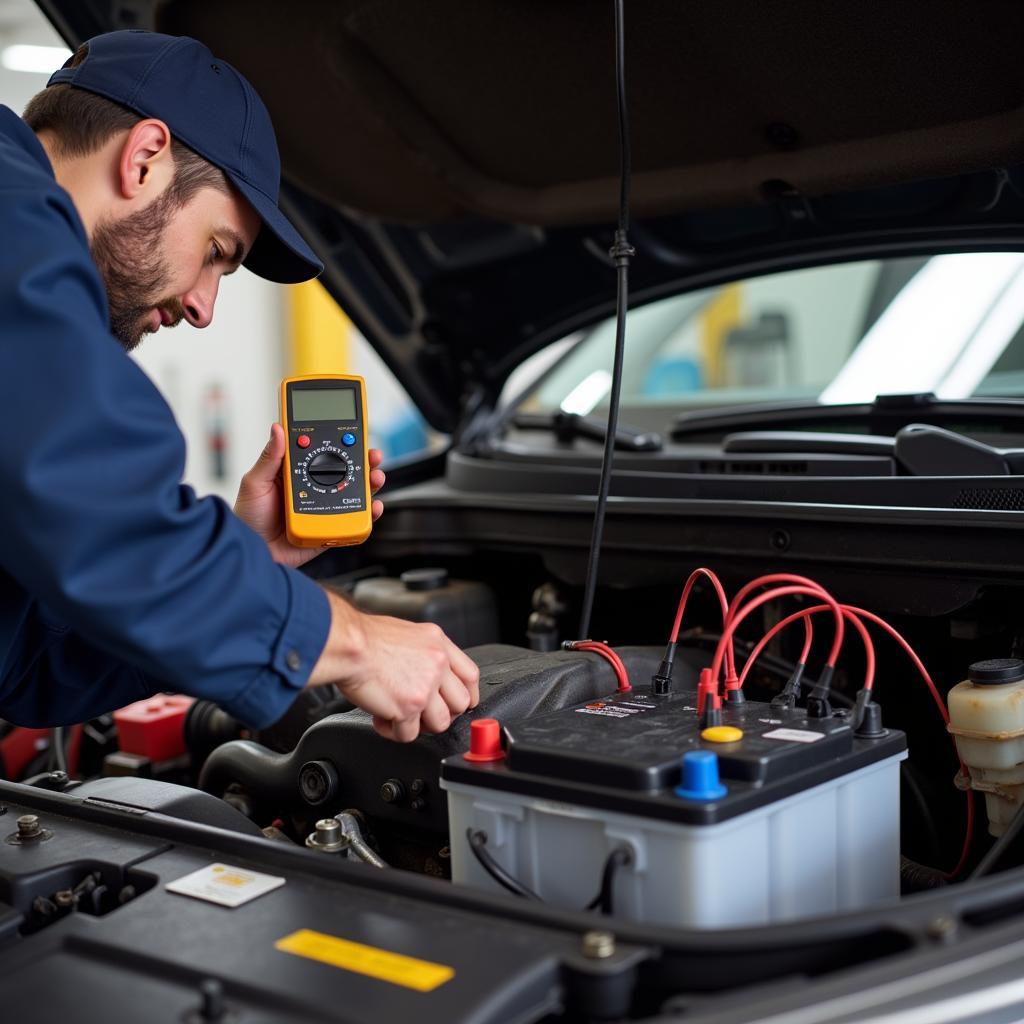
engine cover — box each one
[198,645,699,846]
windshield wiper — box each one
[512,411,663,452]
[671,392,1024,441]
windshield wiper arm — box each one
[512,411,663,452]
[672,392,1024,441]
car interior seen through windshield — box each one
[521,254,1024,420]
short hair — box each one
[23,44,229,208]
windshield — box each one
[516,254,1024,415]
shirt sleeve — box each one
[0,186,331,728]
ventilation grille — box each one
[953,487,1024,511]
[698,460,810,475]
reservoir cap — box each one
[400,568,449,592]
[968,658,1024,686]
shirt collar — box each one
[0,105,56,178]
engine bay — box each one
[4,553,1024,1020]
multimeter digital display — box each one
[280,374,373,548]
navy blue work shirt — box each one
[0,106,331,728]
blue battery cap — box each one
[675,750,728,801]
[341,432,357,446]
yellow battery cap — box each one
[701,726,743,743]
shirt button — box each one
[286,650,302,671]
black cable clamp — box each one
[608,230,636,265]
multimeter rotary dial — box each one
[303,446,356,489]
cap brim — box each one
[229,174,323,284]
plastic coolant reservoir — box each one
[948,658,1024,836]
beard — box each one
[90,192,185,352]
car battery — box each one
[442,689,906,929]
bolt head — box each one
[315,818,342,844]
[581,929,616,959]
[379,779,405,804]
[927,915,958,942]
[16,814,40,837]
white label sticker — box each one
[763,728,825,744]
[575,707,632,718]
[165,863,285,908]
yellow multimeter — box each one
[281,374,373,548]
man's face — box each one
[90,184,260,351]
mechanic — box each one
[0,30,479,743]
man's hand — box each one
[234,423,385,568]
[309,590,481,742]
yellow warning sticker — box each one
[274,929,455,992]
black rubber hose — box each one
[197,740,297,806]
[49,727,68,774]
[184,700,246,760]
[970,800,1024,879]
[467,829,541,900]
[586,846,633,915]
[900,856,947,892]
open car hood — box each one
[36,0,1024,431]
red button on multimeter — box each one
[296,434,311,448]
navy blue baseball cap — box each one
[47,29,323,284]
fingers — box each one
[245,423,286,486]
[371,674,467,741]
[440,672,472,717]
[420,691,453,734]
[445,642,481,708]
[372,715,421,743]
[260,423,285,466]
[390,716,421,743]
[371,715,394,740]
[368,453,384,519]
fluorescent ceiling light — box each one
[560,370,611,416]
[1,44,71,75]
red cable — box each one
[737,604,875,691]
[798,615,814,666]
[839,605,973,879]
[710,584,845,694]
[670,568,735,678]
[723,573,845,696]
[726,572,834,623]
[739,599,972,879]
[842,607,947,721]
[571,641,632,692]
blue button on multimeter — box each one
[342,432,357,446]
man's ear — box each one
[117,118,174,200]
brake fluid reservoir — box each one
[948,658,1024,835]
[352,569,498,649]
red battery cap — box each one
[464,718,505,762]
[114,695,195,763]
